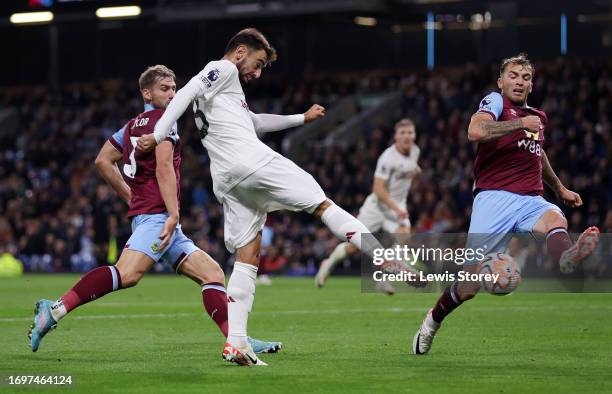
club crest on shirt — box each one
[524,130,539,140]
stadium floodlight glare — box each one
[10,11,54,24]
[354,16,377,27]
[96,6,141,19]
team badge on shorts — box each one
[151,242,160,253]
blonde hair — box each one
[138,65,176,90]
[500,53,534,77]
[394,118,415,131]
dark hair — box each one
[225,28,277,66]
[138,65,176,90]
[500,53,534,77]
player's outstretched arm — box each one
[542,151,582,207]
[468,113,541,142]
[137,79,203,151]
[95,141,131,204]
[155,141,179,249]
[249,104,325,133]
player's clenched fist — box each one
[520,115,541,133]
[136,133,158,152]
[304,104,326,123]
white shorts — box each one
[357,194,411,234]
[222,156,327,253]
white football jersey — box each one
[191,59,280,198]
[370,144,420,209]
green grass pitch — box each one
[1,275,611,393]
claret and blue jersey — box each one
[473,91,548,196]
[466,92,562,262]
[107,104,198,269]
[108,104,181,218]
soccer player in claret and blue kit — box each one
[412,53,600,355]
[28,65,280,356]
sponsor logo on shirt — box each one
[517,139,542,156]
[207,68,220,82]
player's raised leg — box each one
[531,209,600,273]
[315,199,420,282]
[315,242,357,288]
[29,250,153,352]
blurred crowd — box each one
[0,57,610,276]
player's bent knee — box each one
[206,264,225,284]
[180,251,225,285]
[115,268,144,288]
[549,211,567,229]
[534,209,567,233]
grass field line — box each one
[3,304,612,323]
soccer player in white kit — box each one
[137,28,419,366]
[314,118,421,294]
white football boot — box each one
[222,341,268,366]
[412,309,440,355]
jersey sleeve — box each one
[249,111,305,133]
[109,125,127,152]
[193,60,237,101]
[165,122,179,146]
[153,61,236,144]
[476,92,503,120]
[374,151,392,181]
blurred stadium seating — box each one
[0,57,609,275]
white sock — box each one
[327,242,349,268]
[227,261,258,348]
[425,311,440,329]
[50,299,67,322]
[320,204,382,259]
